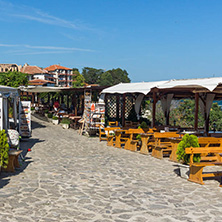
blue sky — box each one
[1,0,222,82]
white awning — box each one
[101,81,168,95]
[157,77,222,92]
[0,85,18,98]
[101,77,222,95]
[19,86,67,93]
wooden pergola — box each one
[101,77,222,134]
[19,85,107,115]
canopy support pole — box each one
[116,95,119,121]
[152,92,157,128]
[122,94,126,127]
[194,93,199,131]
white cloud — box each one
[0,43,94,55]
[0,0,90,31]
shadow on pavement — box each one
[0,178,10,188]
[20,138,45,158]
[31,119,46,130]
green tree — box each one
[82,67,104,84]
[72,69,85,88]
[99,68,131,86]
[99,72,113,86]
[0,71,28,87]
[209,102,222,131]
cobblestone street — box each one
[0,115,222,221]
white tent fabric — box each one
[19,86,66,93]
[157,77,222,92]
[160,94,174,122]
[101,77,222,95]
[101,81,168,95]
[134,94,144,120]
[199,94,215,118]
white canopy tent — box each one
[0,86,19,131]
[19,86,66,93]
[101,81,168,95]
[101,77,222,131]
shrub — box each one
[47,113,53,118]
[52,116,58,120]
[31,107,35,111]
[0,130,9,168]
[138,121,148,129]
[176,134,200,164]
[60,118,70,124]
[136,134,141,141]
[44,109,49,113]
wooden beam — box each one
[152,92,157,128]
[122,94,126,127]
[116,95,119,120]
[194,93,199,131]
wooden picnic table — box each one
[69,115,82,129]
[139,133,152,155]
[114,129,128,148]
[168,137,182,162]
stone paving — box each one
[0,115,222,221]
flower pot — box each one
[178,163,190,179]
[45,113,48,117]
[61,123,69,129]
[52,119,59,125]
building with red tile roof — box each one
[29,79,55,86]
[21,63,56,83]
[45,64,74,87]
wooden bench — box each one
[4,150,23,172]
[106,127,121,146]
[170,137,222,162]
[185,147,222,186]
[124,128,151,152]
[99,126,120,142]
[151,132,181,159]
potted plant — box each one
[0,130,9,170]
[60,118,70,129]
[31,107,35,114]
[176,134,200,179]
[47,113,53,122]
[52,116,59,125]
[44,109,49,117]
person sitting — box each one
[53,101,60,112]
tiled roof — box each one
[29,79,55,86]
[21,65,48,75]
[45,64,72,71]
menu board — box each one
[19,101,31,137]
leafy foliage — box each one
[99,68,130,86]
[52,116,58,120]
[139,121,148,129]
[60,118,70,124]
[82,67,104,85]
[72,69,85,88]
[176,134,200,164]
[209,103,222,131]
[0,130,9,168]
[82,67,131,86]
[0,71,28,87]
[47,113,53,118]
